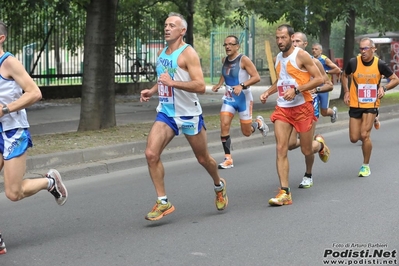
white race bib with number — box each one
[277,79,296,98]
[357,84,377,103]
[158,82,174,104]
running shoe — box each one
[0,234,6,255]
[218,157,234,169]
[215,178,228,211]
[47,169,68,206]
[269,188,292,206]
[374,116,380,130]
[256,115,269,137]
[314,134,330,163]
[331,106,338,123]
[358,165,371,177]
[145,200,175,221]
[298,176,313,188]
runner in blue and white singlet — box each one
[311,42,341,122]
[0,20,68,253]
[140,12,228,221]
[220,54,253,120]
[0,52,31,160]
[155,44,204,136]
[211,35,267,169]
[156,44,202,118]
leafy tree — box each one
[241,0,340,54]
[243,0,399,54]
[161,0,233,47]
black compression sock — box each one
[281,187,290,194]
[319,143,324,152]
[221,135,231,154]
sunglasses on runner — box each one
[359,47,373,51]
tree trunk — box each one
[185,0,195,46]
[54,29,63,77]
[318,20,331,56]
[341,9,356,99]
[78,0,118,131]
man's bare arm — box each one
[314,59,333,93]
[325,58,342,74]
[241,56,261,86]
[296,49,323,92]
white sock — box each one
[158,196,168,204]
[47,177,55,190]
[214,181,224,191]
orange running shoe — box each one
[215,178,228,210]
[374,116,380,130]
[315,134,330,163]
[269,189,292,206]
[218,157,234,169]
[145,200,175,221]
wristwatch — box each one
[294,87,300,95]
[383,85,388,92]
[316,87,321,93]
[2,105,10,114]
[240,83,248,90]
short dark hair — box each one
[277,24,295,37]
[225,35,239,44]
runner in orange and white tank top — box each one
[259,24,327,207]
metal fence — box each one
[209,19,275,84]
[0,6,164,86]
[1,5,274,88]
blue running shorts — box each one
[220,87,253,122]
[315,91,330,110]
[0,128,33,160]
[155,112,206,136]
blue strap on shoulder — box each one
[0,52,12,66]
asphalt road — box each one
[1,118,398,266]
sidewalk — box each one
[4,82,399,187]
[27,84,343,135]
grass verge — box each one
[28,92,399,156]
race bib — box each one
[277,79,296,98]
[222,85,235,102]
[158,82,174,104]
[357,84,377,103]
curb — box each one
[24,103,399,182]
[24,112,352,180]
